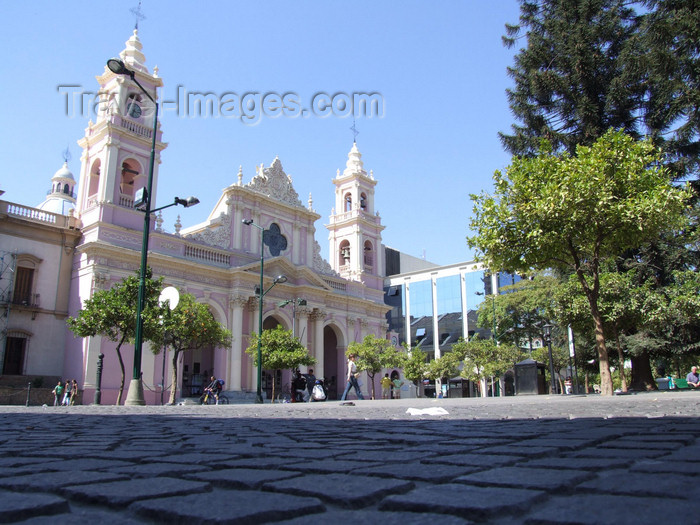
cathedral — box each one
[0,30,392,404]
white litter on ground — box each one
[406,407,449,416]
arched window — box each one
[119,159,141,204]
[363,240,374,268]
[360,192,368,211]
[339,240,351,267]
[344,193,352,212]
[88,159,101,199]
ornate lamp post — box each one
[109,53,200,406]
[242,218,288,403]
[543,323,557,394]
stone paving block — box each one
[263,472,414,508]
[474,445,556,457]
[630,459,700,476]
[187,467,301,488]
[380,483,546,521]
[151,452,239,464]
[351,449,436,462]
[658,445,700,462]
[0,456,56,468]
[13,508,145,525]
[598,440,681,450]
[0,470,129,491]
[101,449,171,460]
[518,457,632,470]
[515,438,598,450]
[280,509,473,524]
[110,461,212,477]
[616,433,695,444]
[218,456,297,469]
[130,487,325,524]
[60,476,210,508]
[567,447,667,460]
[286,459,383,473]
[422,453,522,468]
[577,468,699,499]
[264,448,344,460]
[37,458,138,471]
[355,461,481,482]
[0,489,69,522]
[454,466,593,491]
[523,493,694,524]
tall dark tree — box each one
[639,0,700,182]
[501,0,643,156]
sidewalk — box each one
[1,392,698,523]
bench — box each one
[673,378,691,390]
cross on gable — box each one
[262,223,288,256]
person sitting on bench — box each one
[686,366,700,389]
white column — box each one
[229,295,247,391]
[312,310,325,378]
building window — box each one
[13,267,34,306]
[3,336,26,375]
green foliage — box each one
[469,130,691,395]
[452,337,524,384]
[402,345,429,386]
[156,293,232,404]
[501,0,642,156]
[425,351,462,383]
[246,325,315,371]
[246,325,315,402]
[347,335,406,399]
[67,268,163,405]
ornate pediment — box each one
[246,158,303,208]
[313,240,338,276]
[184,213,231,249]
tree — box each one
[348,335,406,400]
[453,337,523,394]
[501,0,643,156]
[425,351,463,390]
[639,0,700,181]
[246,325,315,403]
[402,345,429,388]
[155,293,232,405]
[469,130,691,395]
[67,269,163,405]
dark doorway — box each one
[3,337,26,375]
[323,326,338,399]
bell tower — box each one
[327,142,385,288]
[75,29,166,227]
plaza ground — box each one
[1,392,699,523]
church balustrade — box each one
[118,193,134,208]
[330,209,380,224]
[184,245,231,266]
[2,202,72,228]
[115,115,153,139]
[323,276,348,292]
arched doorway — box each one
[323,326,339,400]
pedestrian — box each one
[305,369,317,402]
[70,379,78,405]
[62,379,72,406]
[381,373,392,399]
[52,381,64,407]
[392,376,404,399]
[340,354,364,401]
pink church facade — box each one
[1,30,390,404]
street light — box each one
[107,57,201,406]
[278,298,307,339]
[542,323,557,395]
[243,218,288,403]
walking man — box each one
[340,354,364,401]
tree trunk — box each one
[615,330,628,392]
[630,352,656,391]
[116,344,125,405]
[169,350,180,405]
[271,372,276,403]
[369,372,376,400]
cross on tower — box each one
[130,1,146,30]
[350,118,359,144]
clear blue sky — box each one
[1,0,522,266]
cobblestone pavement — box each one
[1,392,699,524]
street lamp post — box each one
[278,298,307,339]
[242,219,288,403]
[109,52,200,406]
[543,323,557,395]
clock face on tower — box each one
[127,101,142,119]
